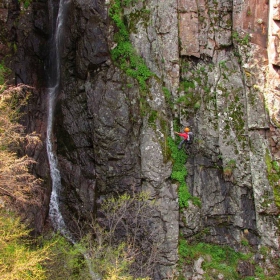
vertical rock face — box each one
[2,0,280,278]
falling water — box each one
[46,0,70,238]
[46,1,100,278]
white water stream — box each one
[46,0,70,238]
[46,1,100,278]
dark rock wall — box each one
[53,0,143,223]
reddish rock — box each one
[271,32,280,66]
[179,12,200,57]
[178,0,197,12]
[273,4,280,20]
[233,0,268,47]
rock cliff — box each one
[1,0,280,278]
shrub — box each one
[79,192,160,279]
[168,136,200,209]
[178,241,249,279]
[109,0,153,90]
[43,235,91,280]
[0,209,51,280]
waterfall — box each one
[46,0,70,239]
[46,1,100,278]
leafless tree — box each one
[0,85,44,215]
[78,192,163,279]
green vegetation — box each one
[147,110,158,127]
[178,60,213,117]
[241,238,249,247]
[0,62,11,90]
[246,7,252,16]
[265,150,280,209]
[122,0,138,6]
[0,209,51,280]
[232,30,251,64]
[0,210,94,280]
[168,135,200,209]
[178,240,249,280]
[162,86,173,107]
[0,63,6,85]
[109,0,164,133]
[109,0,152,90]
[232,31,251,46]
[44,236,92,280]
[253,264,280,280]
[125,8,151,33]
[176,79,199,109]
[168,136,189,208]
[223,159,236,179]
[22,0,32,9]
[0,82,92,279]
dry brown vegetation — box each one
[0,85,44,214]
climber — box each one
[175,127,193,149]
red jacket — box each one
[178,132,189,140]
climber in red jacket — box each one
[175,127,191,149]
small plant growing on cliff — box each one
[232,31,251,46]
[265,150,280,208]
[246,7,252,16]
[178,240,249,279]
[162,87,173,107]
[168,135,200,209]
[109,0,153,90]
[223,159,236,180]
[123,0,137,6]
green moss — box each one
[23,0,31,9]
[125,8,151,33]
[259,245,269,256]
[221,85,246,144]
[248,89,257,106]
[265,150,280,209]
[178,59,217,118]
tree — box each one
[0,209,51,280]
[0,85,44,214]
[79,192,162,279]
